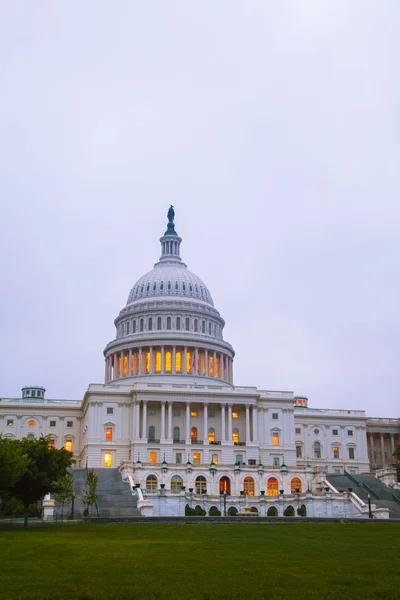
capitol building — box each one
[1,208,399,519]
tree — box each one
[0,436,30,493]
[53,472,76,520]
[10,436,74,528]
[82,469,99,516]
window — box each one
[211,453,218,464]
[106,427,113,441]
[104,453,112,467]
[191,427,197,443]
[332,429,338,436]
[232,411,239,419]
[295,427,301,435]
[333,446,340,459]
[167,317,171,330]
[296,445,302,458]
[157,317,162,330]
[208,427,215,443]
[67,421,73,428]
[176,453,182,464]
[191,411,198,417]
[195,476,207,495]
[171,475,183,492]
[148,318,153,331]
[28,420,35,427]
[173,426,180,442]
[149,452,157,464]
[267,477,279,496]
[243,476,255,496]
[232,429,239,444]
[348,430,354,437]
[149,408,156,415]
[272,432,279,446]
[65,440,73,452]
[272,413,278,420]
[176,317,181,330]
[140,319,144,332]
[193,453,201,464]
[107,407,113,415]
[291,478,302,494]
[7,420,13,427]
[148,426,156,441]
[314,441,321,459]
[273,457,280,467]
[173,409,180,417]
[146,474,157,491]
[348,447,355,460]
[185,318,190,331]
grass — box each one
[0,523,399,600]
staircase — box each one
[55,468,140,519]
[326,472,400,518]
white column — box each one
[252,407,258,443]
[203,403,208,444]
[167,402,173,440]
[228,404,233,442]
[185,402,191,442]
[142,401,147,440]
[245,405,250,443]
[128,349,132,376]
[172,346,176,374]
[161,346,165,374]
[161,401,166,440]
[134,402,140,439]
[221,404,226,442]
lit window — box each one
[145,351,150,373]
[149,452,157,464]
[146,474,157,491]
[296,445,302,458]
[333,446,340,459]
[272,413,278,420]
[211,453,218,464]
[7,420,13,427]
[48,439,55,449]
[191,411,198,417]
[232,429,239,444]
[107,407,113,415]
[67,421,73,428]
[106,427,113,441]
[165,351,172,372]
[272,433,279,446]
[243,476,255,496]
[193,453,201,464]
[28,420,35,427]
[50,420,56,427]
[232,411,239,419]
[295,427,301,435]
[291,478,302,494]
[65,440,73,452]
[104,453,112,467]
[176,351,182,373]
[171,475,183,492]
[267,477,279,496]
[173,409,180,416]
[348,447,355,460]
[156,351,161,372]
[208,428,215,443]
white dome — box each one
[126,263,214,307]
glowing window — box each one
[176,317,181,330]
[149,452,157,464]
[165,351,172,372]
[191,411,198,417]
[173,426,180,442]
[146,474,157,491]
[208,428,215,443]
[171,475,183,492]
[232,429,239,444]
[176,351,182,373]
[65,440,73,452]
[232,411,239,419]
[272,433,279,446]
[186,351,191,373]
[267,477,279,496]
[156,351,161,372]
[195,475,207,494]
[191,427,197,442]
[106,427,113,441]
[193,453,201,464]
[333,446,340,459]
[291,478,302,494]
[28,420,35,427]
[244,476,255,496]
[104,453,112,467]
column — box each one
[380,434,386,466]
[245,405,250,443]
[134,402,140,439]
[203,403,208,444]
[161,346,165,374]
[161,401,166,440]
[185,402,191,442]
[221,404,226,442]
[213,351,217,378]
[120,351,124,377]
[252,405,258,443]
[205,350,209,377]
[228,404,233,442]
[184,347,188,374]
[142,401,147,440]
[128,349,132,376]
[167,402,173,440]
[172,346,176,374]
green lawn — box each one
[0,523,399,600]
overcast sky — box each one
[1,1,399,417]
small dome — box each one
[126,263,214,307]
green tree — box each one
[82,469,99,516]
[53,472,76,520]
[0,436,30,493]
[10,436,74,528]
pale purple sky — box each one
[0,2,399,417]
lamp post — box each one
[368,494,373,519]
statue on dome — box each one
[167,205,175,223]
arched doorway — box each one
[219,476,231,494]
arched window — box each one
[167,317,171,330]
[208,427,215,443]
[202,320,205,333]
[173,426,180,442]
[148,318,152,331]
[176,317,181,330]
[157,317,162,330]
[314,441,321,459]
[140,319,144,332]
[171,475,183,492]
[243,476,255,496]
[219,476,231,494]
[195,476,207,495]
[126,322,130,335]
[133,320,136,333]
[194,319,198,332]
[291,477,302,494]
[185,318,190,331]
[191,427,197,443]
[267,477,279,496]
[232,428,239,444]
[146,475,158,492]
[148,426,155,441]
